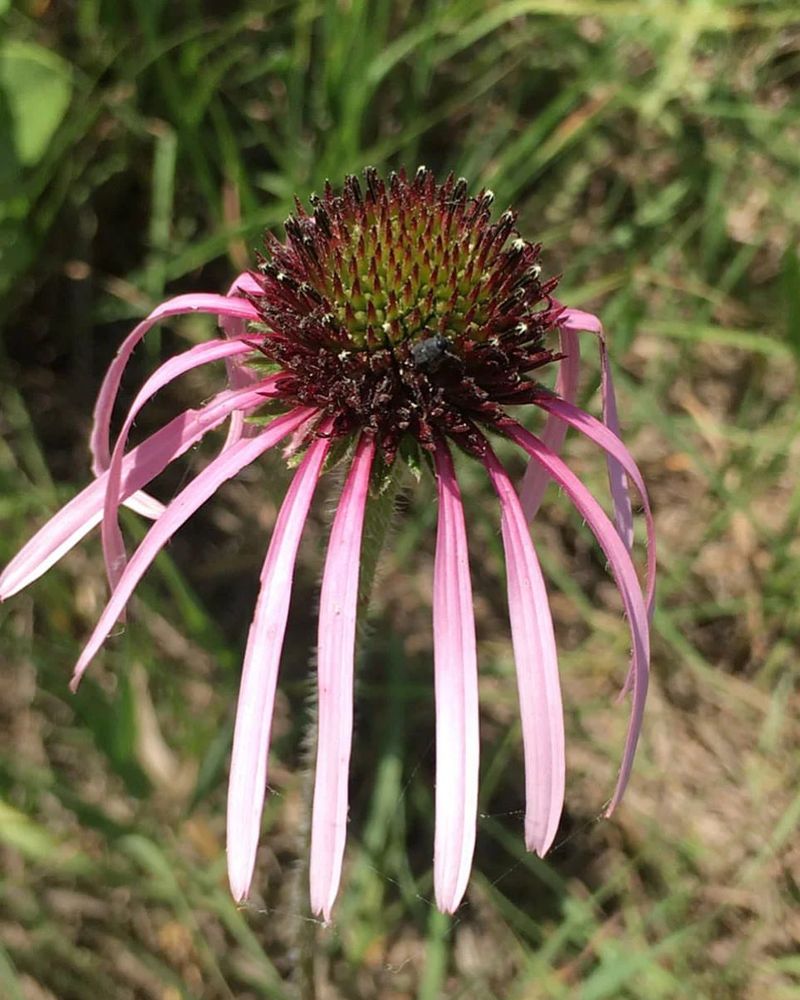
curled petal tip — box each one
[227,840,255,903]
[124,490,166,520]
[0,569,21,602]
[530,836,554,859]
[527,833,552,858]
[228,871,251,905]
[435,887,465,915]
[309,889,335,925]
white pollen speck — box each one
[512,238,526,251]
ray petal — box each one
[71,407,315,690]
[102,337,261,592]
[0,382,278,601]
[519,325,580,520]
[220,272,265,449]
[506,422,649,815]
[431,441,479,913]
[483,444,564,855]
[559,308,634,549]
[90,293,261,477]
[227,426,332,902]
[534,395,656,622]
[309,434,376,922]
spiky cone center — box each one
[250,167,562,461]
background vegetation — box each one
[1,1,798,997]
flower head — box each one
[0,167,654,921]
[252,166,560,460]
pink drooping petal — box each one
[534,395,656,622]
[90,293,261,478]
[224,271,262,301]
[0,382,278,601]
[123,492,167,520]
[227,425,332,903]
[519,326,580,521]
[220,273,265,450]
[559,308,634,550]
[551,308,641,698]
[504,421,649,816]
[559,308,602,337]
[70,407,315,691]
[309,434,376,922]
[430,441,479,913]
[102,337,261,592]
[483,444,565,856]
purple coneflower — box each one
[0,167,654,921]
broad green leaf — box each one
[0,39,72,165]
[0,800,60,860]
[0,944,24,1000]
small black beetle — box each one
[411,333,451,372]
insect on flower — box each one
[0,166,655,922]
[410,332,455,372]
